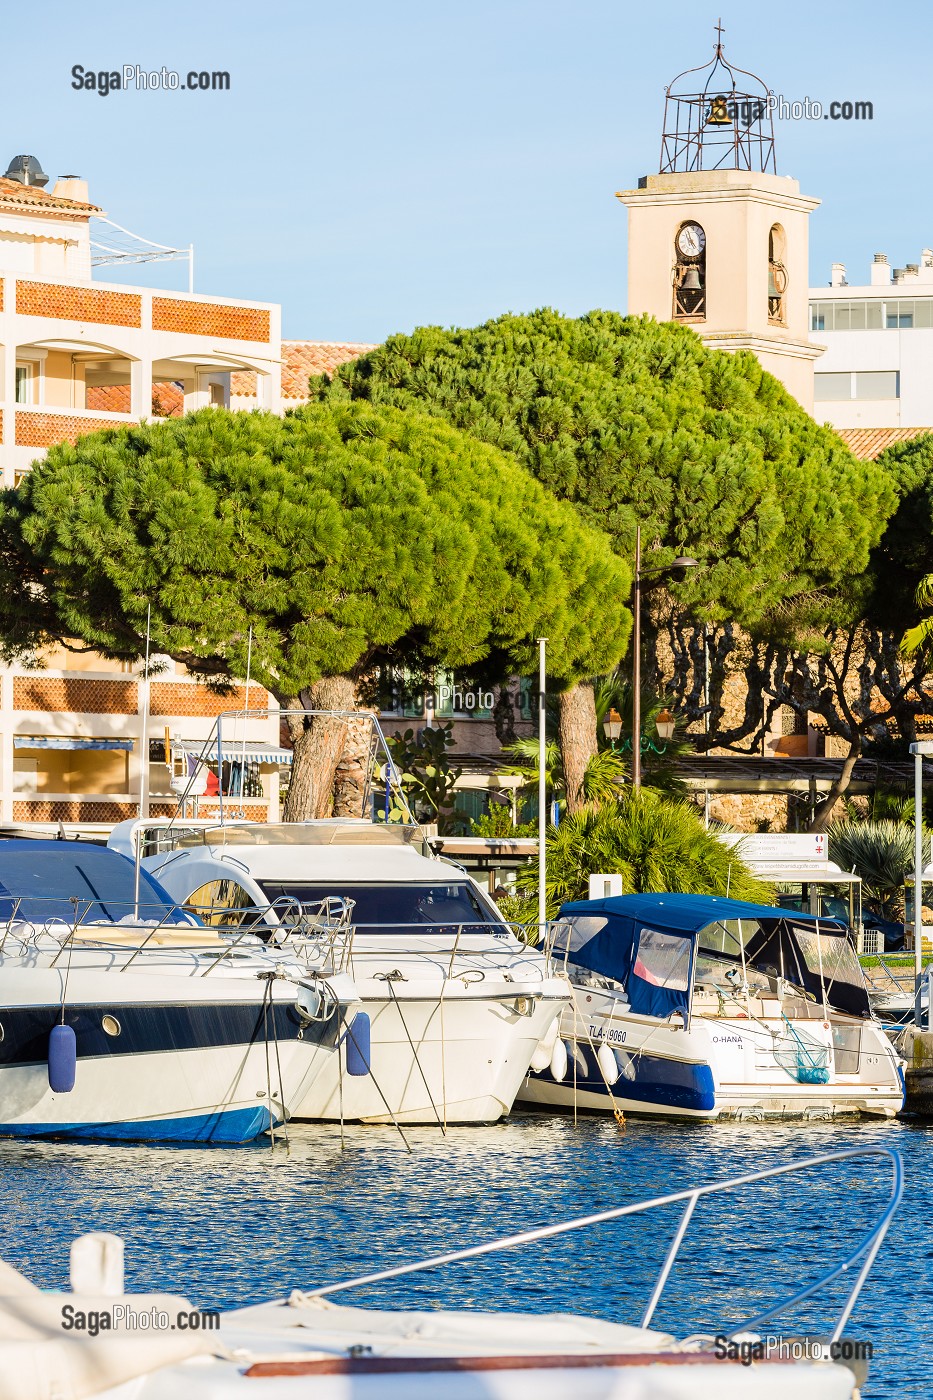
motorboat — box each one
[109,817,569,1125]
[0,840,358,1143]
[519,892,904,1121]
[0,1145,899,1398]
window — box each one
[792,929,863,989]
[375,665,426,718]
[768,225,787,325]
[697,917,763,958]
[887,311,913,329]
[184,878,258,927]
[633,927,691,992]
[814,372,854,402]
[257,880,499,933]
[435,669,493,718]
[14,364,32,404]
[809,300,885,331]
[854,371,899,400]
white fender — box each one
[549,1037,569,1083]
[597,1043,620,1086]
[530,1014,562,1073]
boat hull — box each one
[519,989,904,1121]
[296,982,568,1124]
[0,969,341,1142]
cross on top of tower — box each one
[659,30,776,175]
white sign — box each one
[717,833,828,863]
[588,873,626,900]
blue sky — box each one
[2,0,926,340]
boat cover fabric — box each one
[0,841,197,926]
[552,893,866,1020]
[231,1297,678,1355]
[0,1289,216,1400]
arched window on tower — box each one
[673,222,706,321]
[768,225,787,325]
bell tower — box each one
[616,25,823,411]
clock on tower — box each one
[616,25,824,412]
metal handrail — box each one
[0,896,555,986]
[300,1147,902,1345]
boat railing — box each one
[0,897,556,987]
[293,917,556,986]
[0,892,355,975]
[298,1146,902,1345]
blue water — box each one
[1,1113,928,1397]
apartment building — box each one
[809,250,933,434]
[0,154,287,829]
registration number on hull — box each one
[587,1024,627,1044]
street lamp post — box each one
[631,526,699,789]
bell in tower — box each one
[658,20,775,174]
[615,22,824,413]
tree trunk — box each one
[559,683,597,814]
[333,710,375,817]
[808,735,861,833]
[282,675,358,821]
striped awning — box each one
[13,736,134,751]
[177,740,293,765]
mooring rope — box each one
[377,973,446,1135]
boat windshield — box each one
[256,880,501,934]
[697,918,764,958]
[792,928,865,989]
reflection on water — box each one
[1,1113,928,1398]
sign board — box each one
[589,873,626,900]
[716,833,828,864]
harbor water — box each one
[1,1112,927,1398]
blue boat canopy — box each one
[552,892,851,1021]
[0,840,198,925]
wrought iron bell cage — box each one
[659,25,776,176]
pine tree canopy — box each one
[310,309,896,637]
[0,402,632,693]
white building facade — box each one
[810,252,933,430]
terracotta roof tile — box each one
[85,382,184,417]
[835,426,933,460]
[0,177,102,217]
[230,341,376,404]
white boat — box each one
[0,1146,899,1399]
[0,839,357,1143]
[109,817,569,1126]
[519,893,904,1121]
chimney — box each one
[870,253,891,286]
[52,175,89,204]
[830,262,847,288]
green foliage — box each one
[385,722,462,832]
[496,892,541,937]
[828,819,920,919]
[516,791,771,917]
[468,806,537,838]
[503,736,627,810]
[312,309,893,640]
[869,433,933,635]
[0,402,632,692]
